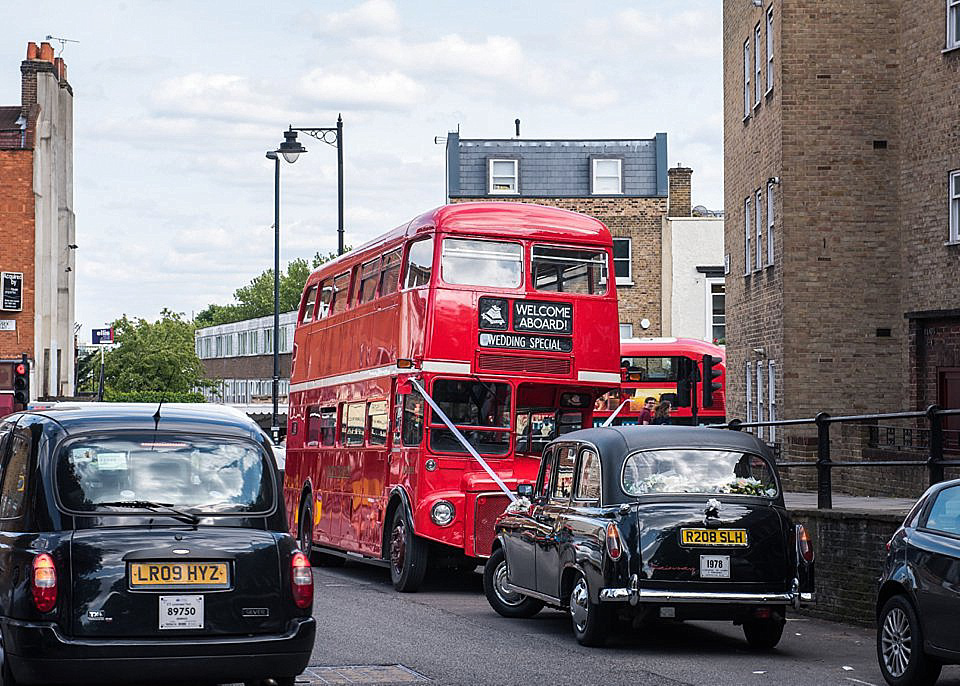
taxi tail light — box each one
[606,523,623,560]
[290,551,313,609]
[796,524,814,563]
[32,553,57,613]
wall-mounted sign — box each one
[1,272,23,311]
[0,320,15,331]
[513,300,573,335]
[92,328,114,344]
[479,332,573,353]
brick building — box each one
[444,130,722,339]
[0,42,76,402]
[723,1,960,438]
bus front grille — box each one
[474,494,511,557]
[477,353,571,376]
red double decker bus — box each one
[284,203,621,591]
[593,337,726,426]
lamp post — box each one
[265,116,344,443]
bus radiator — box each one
[474,493,512,557]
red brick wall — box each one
[0,149,35,360]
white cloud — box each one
[311,0,400,35]
[297,67,423,109]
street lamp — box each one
[265,116,344,443]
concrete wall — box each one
[661,217,725,341]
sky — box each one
[1,1,723,342]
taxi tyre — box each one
[569,573,610,647]
[483,548,544,619]
[245,679,295,686]
[299,499,344,568]
[877,595,943,686]
[742,615,786,651]
[390,507,428,592]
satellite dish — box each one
[692,205,708,217]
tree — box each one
[195,250,348,328]
[103,309,212,400]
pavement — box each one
[784,492,916,515]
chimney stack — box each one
[667,165,693,217]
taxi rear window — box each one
[621,449,778,498]
[56,434,274,515]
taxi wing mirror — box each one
[516,483,534,498]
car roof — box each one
[557,425,771,458]
[19,403,264,439]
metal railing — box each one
[725,406,960,509]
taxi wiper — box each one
[98,500,200,525]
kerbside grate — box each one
[292,664,431,684]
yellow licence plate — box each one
[129,562,230,588]
[680,528,749,547]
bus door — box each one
[356,400,389,554]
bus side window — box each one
[345,403,366,446]
[320,409,336,446]
[404,237,434,289]
[300,285,318,324]
[306,406,322,446]
[379,249,402,297]
[317,280,333,319]
[368,401,389,446]
[402,391,424,446]
[356,257,381,304]
[330,272,351,315]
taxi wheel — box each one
[569,574,610,647]
[743,616,786,651]
[877,595,942,686]
[483,547,544,618]
[389,507,428,592]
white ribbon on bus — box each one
[601,399,630,427]
[408,378,517,503]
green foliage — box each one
[75,348,100,393]
[104,390,207,403]
[194,250,347,328]
[104,309,214,397]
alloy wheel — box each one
[880,606,912,678]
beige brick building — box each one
[445,131,712,337]
[723,1,960,440]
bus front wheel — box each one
[389,507,428,592]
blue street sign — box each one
[92,328,114,345]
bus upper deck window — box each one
[380,249,402,296]
[356,258,381,304]
[330,272,351,315]
[441,238,522,288]
[300,285,318,324]
[317,281,333,319]
[532,245,608,295]
[404,238,434,289]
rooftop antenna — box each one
[44,35,79,56]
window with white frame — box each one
[950,170,960,243]
[746,361,753,424]
[619,323,634,339]
[766,181,775,265]
[613,238,632,285]
[768,361,777,442]
[949,0,960,50]
[755,188,763,271]
[708,281,725,343]
[744,197,752,275]
[766,6,775,93]
[754,23,762,107]
[592,158,622,194]
[488,159,518,194]
[756,360,765,440]
[743,40,751,118]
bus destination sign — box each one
[513,300,573,335]
[479,332,573,353]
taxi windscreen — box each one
[621,449,778,498]
[56,434,274,514]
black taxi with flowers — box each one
[0,404,315,685]
[483,425,815,648]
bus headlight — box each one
[430,500,455,527]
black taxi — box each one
[483,425,814,648]
[0,404,315,685]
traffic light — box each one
[675,357,698,408]
[702,354,723,408]
[13,355,29,409]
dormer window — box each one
[591,158,622,195]
[488,159,518,194]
